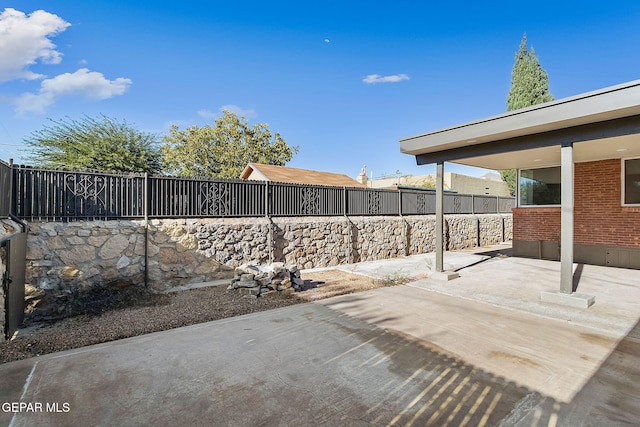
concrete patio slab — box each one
[2,244,639,426]
[304,251,489,281]
[1,303,533,427]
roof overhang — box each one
[240,163,269,180]
[400,80,640,170]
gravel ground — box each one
[1,270,397,365]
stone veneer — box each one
[0,213,514,331]
[19,214,510,320]
[25,214,510,292]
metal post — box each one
[265,181,270,218]
[144,172,149,287]
[560,143,574,294]
[343,186,347,216]
[8,159,14,217]
[265,181,274,263]
[343,186,350,263]
[436,162,444,272]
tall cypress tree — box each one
[506,34,554,110]
[501,34,554,195]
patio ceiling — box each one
[400,80,640,170]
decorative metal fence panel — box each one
[473,195,498,214]
[444,193,473,214]
[0,160,10,217]
[401,191,436,215]
[13,166,145,220]
[9,164,515,220]
[270,183,344,216]
[148,177,266,218]
[498,196,515,213]
[347,188,400,215]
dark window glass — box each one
[624,158,640,205]
[519,167,561,206]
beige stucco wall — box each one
[369,172,511,197]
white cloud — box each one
[197,109,218,120]
[198,105,257,119]
[362,73,410,84]
[15,68,132,114]
[0,8,70,83]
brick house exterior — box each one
[401,80,640,288]
[513,159,640,268]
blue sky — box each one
[1,1,639,180]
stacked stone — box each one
[228,262,305,298]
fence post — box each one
[8,159,14,217]
[343,186,347,216]
[343,186,351,263]
[144,172,149,287]
[265,181,274,264]
[265,181,270,218]
[471,194,475,215]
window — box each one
[519,166,561,206]
[623,158,640,205]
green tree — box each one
[501,34,554,195]
[161,110,299,178]
[24,115,162,173]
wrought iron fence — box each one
[149,176,267,218]
[9,164,515,220]
[13,165,145,220]
[0,160,10,217]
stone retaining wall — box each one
[26,214,510,289]
[22,214,510,320]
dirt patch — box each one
[1,269,398,365]
[299,270,397,301]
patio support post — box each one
[435,161,444,272]
[430,162,458,281]
[560,143,574,294]
[541,142,593,307]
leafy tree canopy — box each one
[502,34,555,195]
[161,110,299,178]
[24,115,162,173]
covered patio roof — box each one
[400,80,640,170]
[399,80,640,307]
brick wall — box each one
[575,159,640,247]
[514,159,640,248]
[513,208,560,242]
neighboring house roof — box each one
[240,163,366,187]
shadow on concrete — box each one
[321,291,640,426]
[473,246,513,258]
[572,263,585,292]
[562,317,640,425]
[319,294,561,426]
[507,317,640,426]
